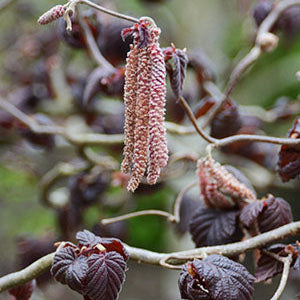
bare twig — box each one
[177,93,300,148]
[40,162,88,207]
[0,97,124,145]
[179,96,217,144]
[215,134,300,147]
[269,253,293,300]
[65,0,139,23]
[101,210,176,225]
[206,0,300,124]
[78,12,115,71]
[173,181,197,223]
[0,253,55,292]
[1,221,300,292]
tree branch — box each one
[101,210,176,225]
[1,221,300,292]
[0,253,55,292]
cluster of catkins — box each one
[121,18,168,192]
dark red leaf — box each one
[51,238,127,300]
[210,100,242,139]
[175,195,201,236]
[100,238,129,261]
[256,243,300,282]
[189,206,242,247]
[194,97,216,119]
[257,195,292,233]
[51,246,81,286]
[278,117,300,182]
[179,255,255,300]
[76,230,128,261]
[255,246,285,282]
[240,200,266,228]
[9,280,36,300]
[84,252,126,300]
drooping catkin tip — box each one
[38,5,65,25]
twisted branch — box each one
[0,221,299,292]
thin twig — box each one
[207,0,300,124]
[101,209,176,225]
[173,181,197,223]
[177,93,300,147]
[270,254,293,300]
[0,97,124,145]
[78,12,115,71]
[0,0,17,12]
[40,162,88,207]
[179,96,217,144]
[215,133,300,147]
[77,0,139,23]
[0,98,194,145]
[1,221,300,292]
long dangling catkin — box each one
[127,46,152,192]
[121,19,168,192]
[147,26,168,185]
[38,5,65,25]
[121,43,139,174]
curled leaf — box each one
[255,244,299,282]
[164,45,188,100]
[179,255,255,300]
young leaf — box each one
[189,206,241,247]
[164,45,188,100]
[179,255,255,300]
[84,252,127,300]
[9,280,36,300]
[76,230,128,260]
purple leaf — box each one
[179,255,255,300]
[84,252,126,300]
[100,238,129,261]
[240,200,266,227]
[257,195,292,233]
[164,46,188,100]
[189,206,242,247]
[9,280,36,300]
[255,244,287,282]
[76,230,128,261]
